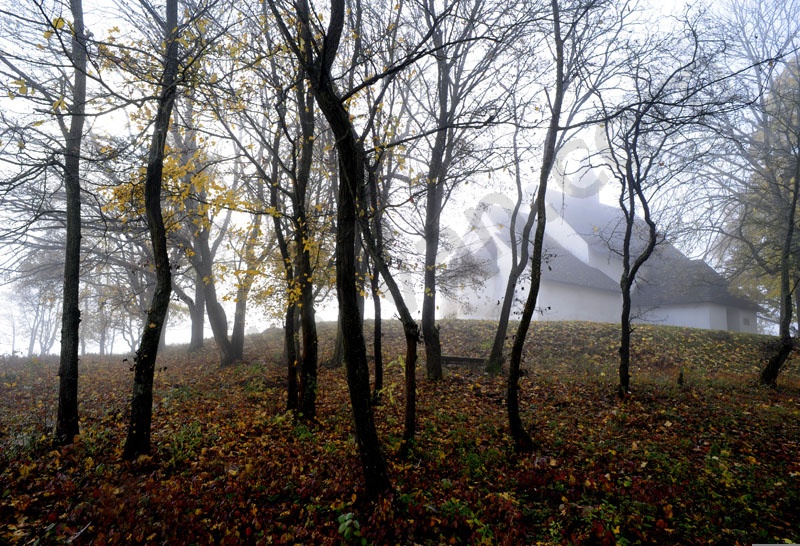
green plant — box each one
[167,421,203,468]
[337,512,367,545]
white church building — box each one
[439,190,760,333]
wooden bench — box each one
[441,355,486,370]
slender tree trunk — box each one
[486,126,533,375]
[328,323,344,367]
[617,184,658,398]
[284,304,299,411]
[371,260,383,404]
[230,222,261,362]
[298,276,317,417]
[760,174,798,386]
[270,0,391,500]
[313,71,391,499]
[197,232,235,366]
[296,76,318,420]
[507,0,563,454]
[188,274,205,352]
[28,303,41,358]
[123,0,178,461]
[331,136,391,496]
[360,168,419,456]
[760,246,795,385]
[421,33,450,382]
[230,284,248,360]
[268,126,299,409]
[55,0,87,446]
[618,288,632,395]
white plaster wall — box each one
[724,308,759,334]
[536,282,621,323]
[636,303,730,330]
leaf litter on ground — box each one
[1,320,798,545]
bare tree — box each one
[410,0,520,380]
[501,0,632,452]
[698,0,800,386]
[485,0,628,375]
[0,0,90,444]
[595,16,726,397]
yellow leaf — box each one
[209,73,218,84]
[12,79,28,94]
[52,97,66,112]
[44,29,54,40]
[53,17,66,30]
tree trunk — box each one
[123,0,178,461]
[399,321,419,458]
[330,319,344,367]
[371,261,383,405]
[197,232,235,366]
[760,172,798,386]
[296,76,318,420]
[284,304,299,411]
[617,186,658,398]
[55,0,87,446]
[368,173,385,404]
[187,274,205,352]
[760,249,795,385]
[28,303,41,358]
[332,136,391,496]
[507,189,547,453]
[618,289,632,396]
[421,30,450,382]
[315,74,391,500]
[486,128,535,375]
[359,168,419,457]
[271,0,391,500]
[230,285,247,361]
[298,279,317,418]
[507,0,563,454]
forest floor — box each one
[1,319,799,545]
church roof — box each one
[549,194,760,312]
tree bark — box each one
[196,228,236,366]
[270,0,391,499]
[56,0,87,446]
[359,169,419,457]
[760,168,798,386]
[617,183,658,398]
[188,271,205,352]
[485,127,536,375]
[507,0,563,454]
[421,26,450,382]
[230,215,262,361]
[123,0,178,461]
[296,74,318,420]
[370,261,384,404]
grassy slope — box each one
[1,320,798,545]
